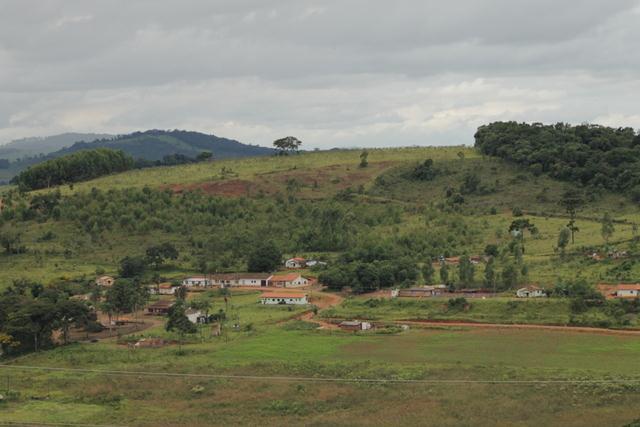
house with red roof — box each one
[268,274,309,288]
[285,257,307,269]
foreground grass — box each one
[2,325,640,426]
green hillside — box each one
[2,145,639,291]
[2,143,640,426]
[1,130,275,183]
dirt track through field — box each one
[292,288,343,329]
[400,319,640,336]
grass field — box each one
[2,320,640,426]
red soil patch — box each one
[165,160,398,198]
[168,179,255,197]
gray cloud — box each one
[0,0,639,148]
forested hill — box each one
[0,133,113,161]
[475,122,640,197]
[53,130,275,161]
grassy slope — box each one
[2,313,640,426]
[6,146,640,289]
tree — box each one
[500,263,519,290]
[412,159,438,181]
[560,189,584,244]
[508,219,537,242]
[273,136,302,155]
[146,242,179,270]
[55,300,90,345]
[166,300,197,352]
[359,150,369,168]
[557,227,571,258]
[104,280,148,322]
[458,256,475,286]
[601,213,615,244]
[247,241,282,272]
[439,263,449,285]
[484,244,499,257]
[422,261,435,285]
[196,151,213,162]
[175,285,188,301]
[119,256,146,277]
[0,230,24,254]
[484,257,496,290]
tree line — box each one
[11,148,216,191]
[475,121,640,198]
[12,148,135,191]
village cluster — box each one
[93,254,640,335]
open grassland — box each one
[2,324,640,426]
[63,146,476,194]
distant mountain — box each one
[0,130,275,183]
[53,130,275,161]
[0,133,114,161]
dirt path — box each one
[398,319,640,336]
[294,288,343,329]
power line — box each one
[1,364,639,385]
[0,421,126,427]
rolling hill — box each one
[0,132,113,161]
[0,130,275,183]
[52,129,275,161]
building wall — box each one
[261,297,308,305]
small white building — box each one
[235,273,272,287]
[338,320,372,331]
[516,285,547,298]
[268,274,309,288]
[285,258,307,269]
[260,293,308,305]
[158,283,177,295]
[185,309,207,324]
[612,284,640,298]
[306,260,327,268]
[96,275,115,287]
[182,277,212,287]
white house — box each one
[209,273,272,287]
[516,285,547,298]
[338,320,372,331]
[182,276,212,287]
[306,260,327,268]
[185,308,207,324]
[612,284,640,298]
[158,283,177,295]
[285,257,307,269]
[260,293,308,305]
[235,273,272,287]
[268,274,309,288]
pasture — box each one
[2,323,640,426]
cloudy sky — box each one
[1,1,639,149]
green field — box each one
[2,318,640,426]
